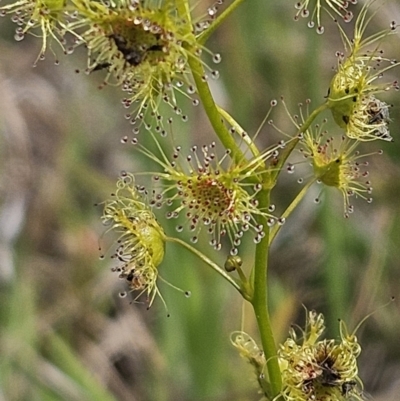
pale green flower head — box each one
[101,172,166,306]
[327,0,399,141]
[270,99,376,217]
[300,127,375,217]
[131,134,286,255]
[278,310,363,401]
[69,0,220,125]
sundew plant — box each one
[0,0,399,400]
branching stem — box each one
[167,236,251,300]
[269,178,317,245]
[251,188,282,399]
[187,54,247,164]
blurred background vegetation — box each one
[0,0,399,400]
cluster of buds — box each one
[301,0,399,215]
[280,0,399,217]
[278,310,363,401]
[231,311,363,401]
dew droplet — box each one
[343,11,353,23]
[14,32,24,41]
[301,9,309,18]
[267,218,275,227]
[213,53,222,63]
[187,85,196,94]
[211,70,220,79]
[253,235,261,244]
[287,164,295,173]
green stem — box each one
[269,178,316,245]
[198,0,249,45]
[176,0,192,33]
[187,55,246,164]
[271,101,329,183]
[166,236,251,300]
[217,105,260,158]
[251,189,282,399]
